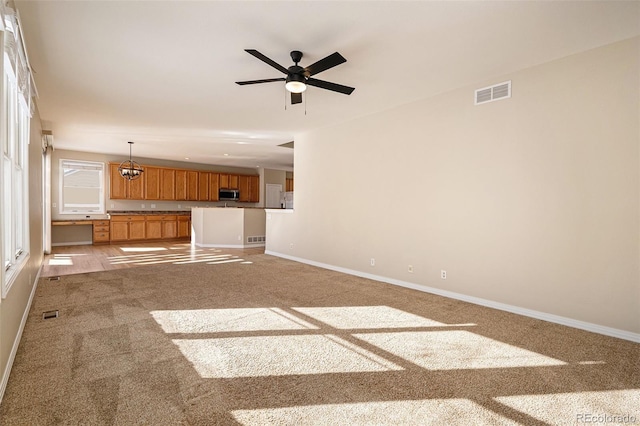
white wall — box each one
[0,108,45,401]
[266,37,640,336]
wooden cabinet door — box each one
[144,167,161,200]
[229,174,239,189]
[238,175,250,202]
[198,172,210,201]
[209,173,220,201]
[145,219,163,239]
[129,221,146,240]
[110,163,128,199]
[219,174,229,188]
[162,220,178,239]
[129,175,145,199]
[178,216,190,238]
[187,171,199,201]
[160,168,176,200]
[249,175,260,202]
[286,177,294,192]
[110,221,129,241]
[175,170,187,201]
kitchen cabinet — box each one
[144,167,161,200]
[209,173,220,201]
[187,171,199,201]
[145,215,177,239]
[178,215,191,238]
[92,220,110,244]
[238,175,259,203]
[175,170,187,200]
[198,172,210,201]
[220,174,239,189]
[249,175,260,202]
[109,163,145,199]
[162,215,178,239]
[160,168,176,200]
[110,215,146,241]
[110,163,256,203]
[238,175,250,202]
[286,177,294,192]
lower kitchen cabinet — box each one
[177,215,191,238]
[111,214,190,242]
[92,220,110,244]
[110,216,146,241]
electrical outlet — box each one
[110,203,114,208]
[178,204,181,208]
[151,204,156,208]
[441,270,447,279]
[370,258,375,266]
[408,265,413,273]
[290,243,294,250]
[52,202,56,208]
[141,204,145,208]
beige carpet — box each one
[1,254,638,425]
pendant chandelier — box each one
[118,141,144,180]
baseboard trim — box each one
[0,263,42,404]
[194,243,265,249]
[265,250,640,343]
[52,241,92,246]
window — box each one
[2,48,30,297]
[59,159,105,214]
[2,8,32,298]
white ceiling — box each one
[14,1,639,171]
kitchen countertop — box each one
[107,211,191,215]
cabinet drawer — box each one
[93,225,110,232]
[93,220,110,226]
[93,232,110,242]
[111,215,145,221]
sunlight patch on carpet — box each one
[150,307,319,333]
[173,334,403,378]
[354,330,566,370]
[292,306,446,329]
[495,389,640,425]
[231,398,519,425]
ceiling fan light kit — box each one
[236,49,354,105]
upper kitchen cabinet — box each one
[220,174,239,189]
[198,172,210,201]
[144,167,161,200]
[238,175,260,203]
[209,173,220,201]
[160,168,176,200]
[249,175,260,202]
[109,163,145,199]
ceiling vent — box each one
[475,80,511,105]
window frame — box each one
[1,48,30,298]
[59,159,106,215]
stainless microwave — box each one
[219,188,240,201]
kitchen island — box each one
[191,207,266,248]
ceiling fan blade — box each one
[236,78,285,85]
[306,78,355,95]
[245,49,289,74]
[304,52,346,76]
[291,92,302,104]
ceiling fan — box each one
[236,49,355,104]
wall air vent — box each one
[247,236,266,244]
[475,80,511,105]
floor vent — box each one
[47,276,61,281]
[43,310,59,320]
[247,236,266,243]
[475,80,511,105]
